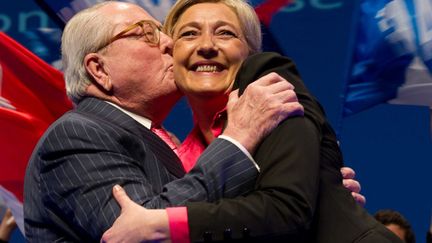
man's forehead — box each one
[104,3,160,28]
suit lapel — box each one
[76,97,186,178]
[138,126,186,178]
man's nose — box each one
[159,32,173,55]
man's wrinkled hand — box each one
[101,185,170,243]
[224,72,304,154]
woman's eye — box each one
[179,30,197,38]
[217,30,237,37]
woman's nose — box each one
[197,35,218,58]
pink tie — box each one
[151,125,179,155]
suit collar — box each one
[76,97,185,178]
[103,101,152,129]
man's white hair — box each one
[61,2,115,103]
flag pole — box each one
[336,0,361,141]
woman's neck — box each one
[187,94,228,145]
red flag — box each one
[254,0,294,27]
[0,32,73,201]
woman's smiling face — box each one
[172,2,250,98]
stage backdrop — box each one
[253,1,431,242]
[0,0,431,242]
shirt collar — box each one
[105,101,152,129]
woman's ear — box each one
[84,53,112,93]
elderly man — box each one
[23,2,302,241]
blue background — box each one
[257,1,432,242]
[0,0,430,242]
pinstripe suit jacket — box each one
[24,97,257,242]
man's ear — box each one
[84,53,112,92]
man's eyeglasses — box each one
[101,20,162,50]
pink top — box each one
[166,207,190,243]
[177,109,226,172]
[167,109,226,243]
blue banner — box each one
[343,0,432,117]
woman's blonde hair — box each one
[163,0,262,54]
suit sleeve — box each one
[186,52,324,242]
[186,117,321,242]
[38,116,257,240]
[143,137,259,205]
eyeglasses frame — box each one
[100,20,162,50]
